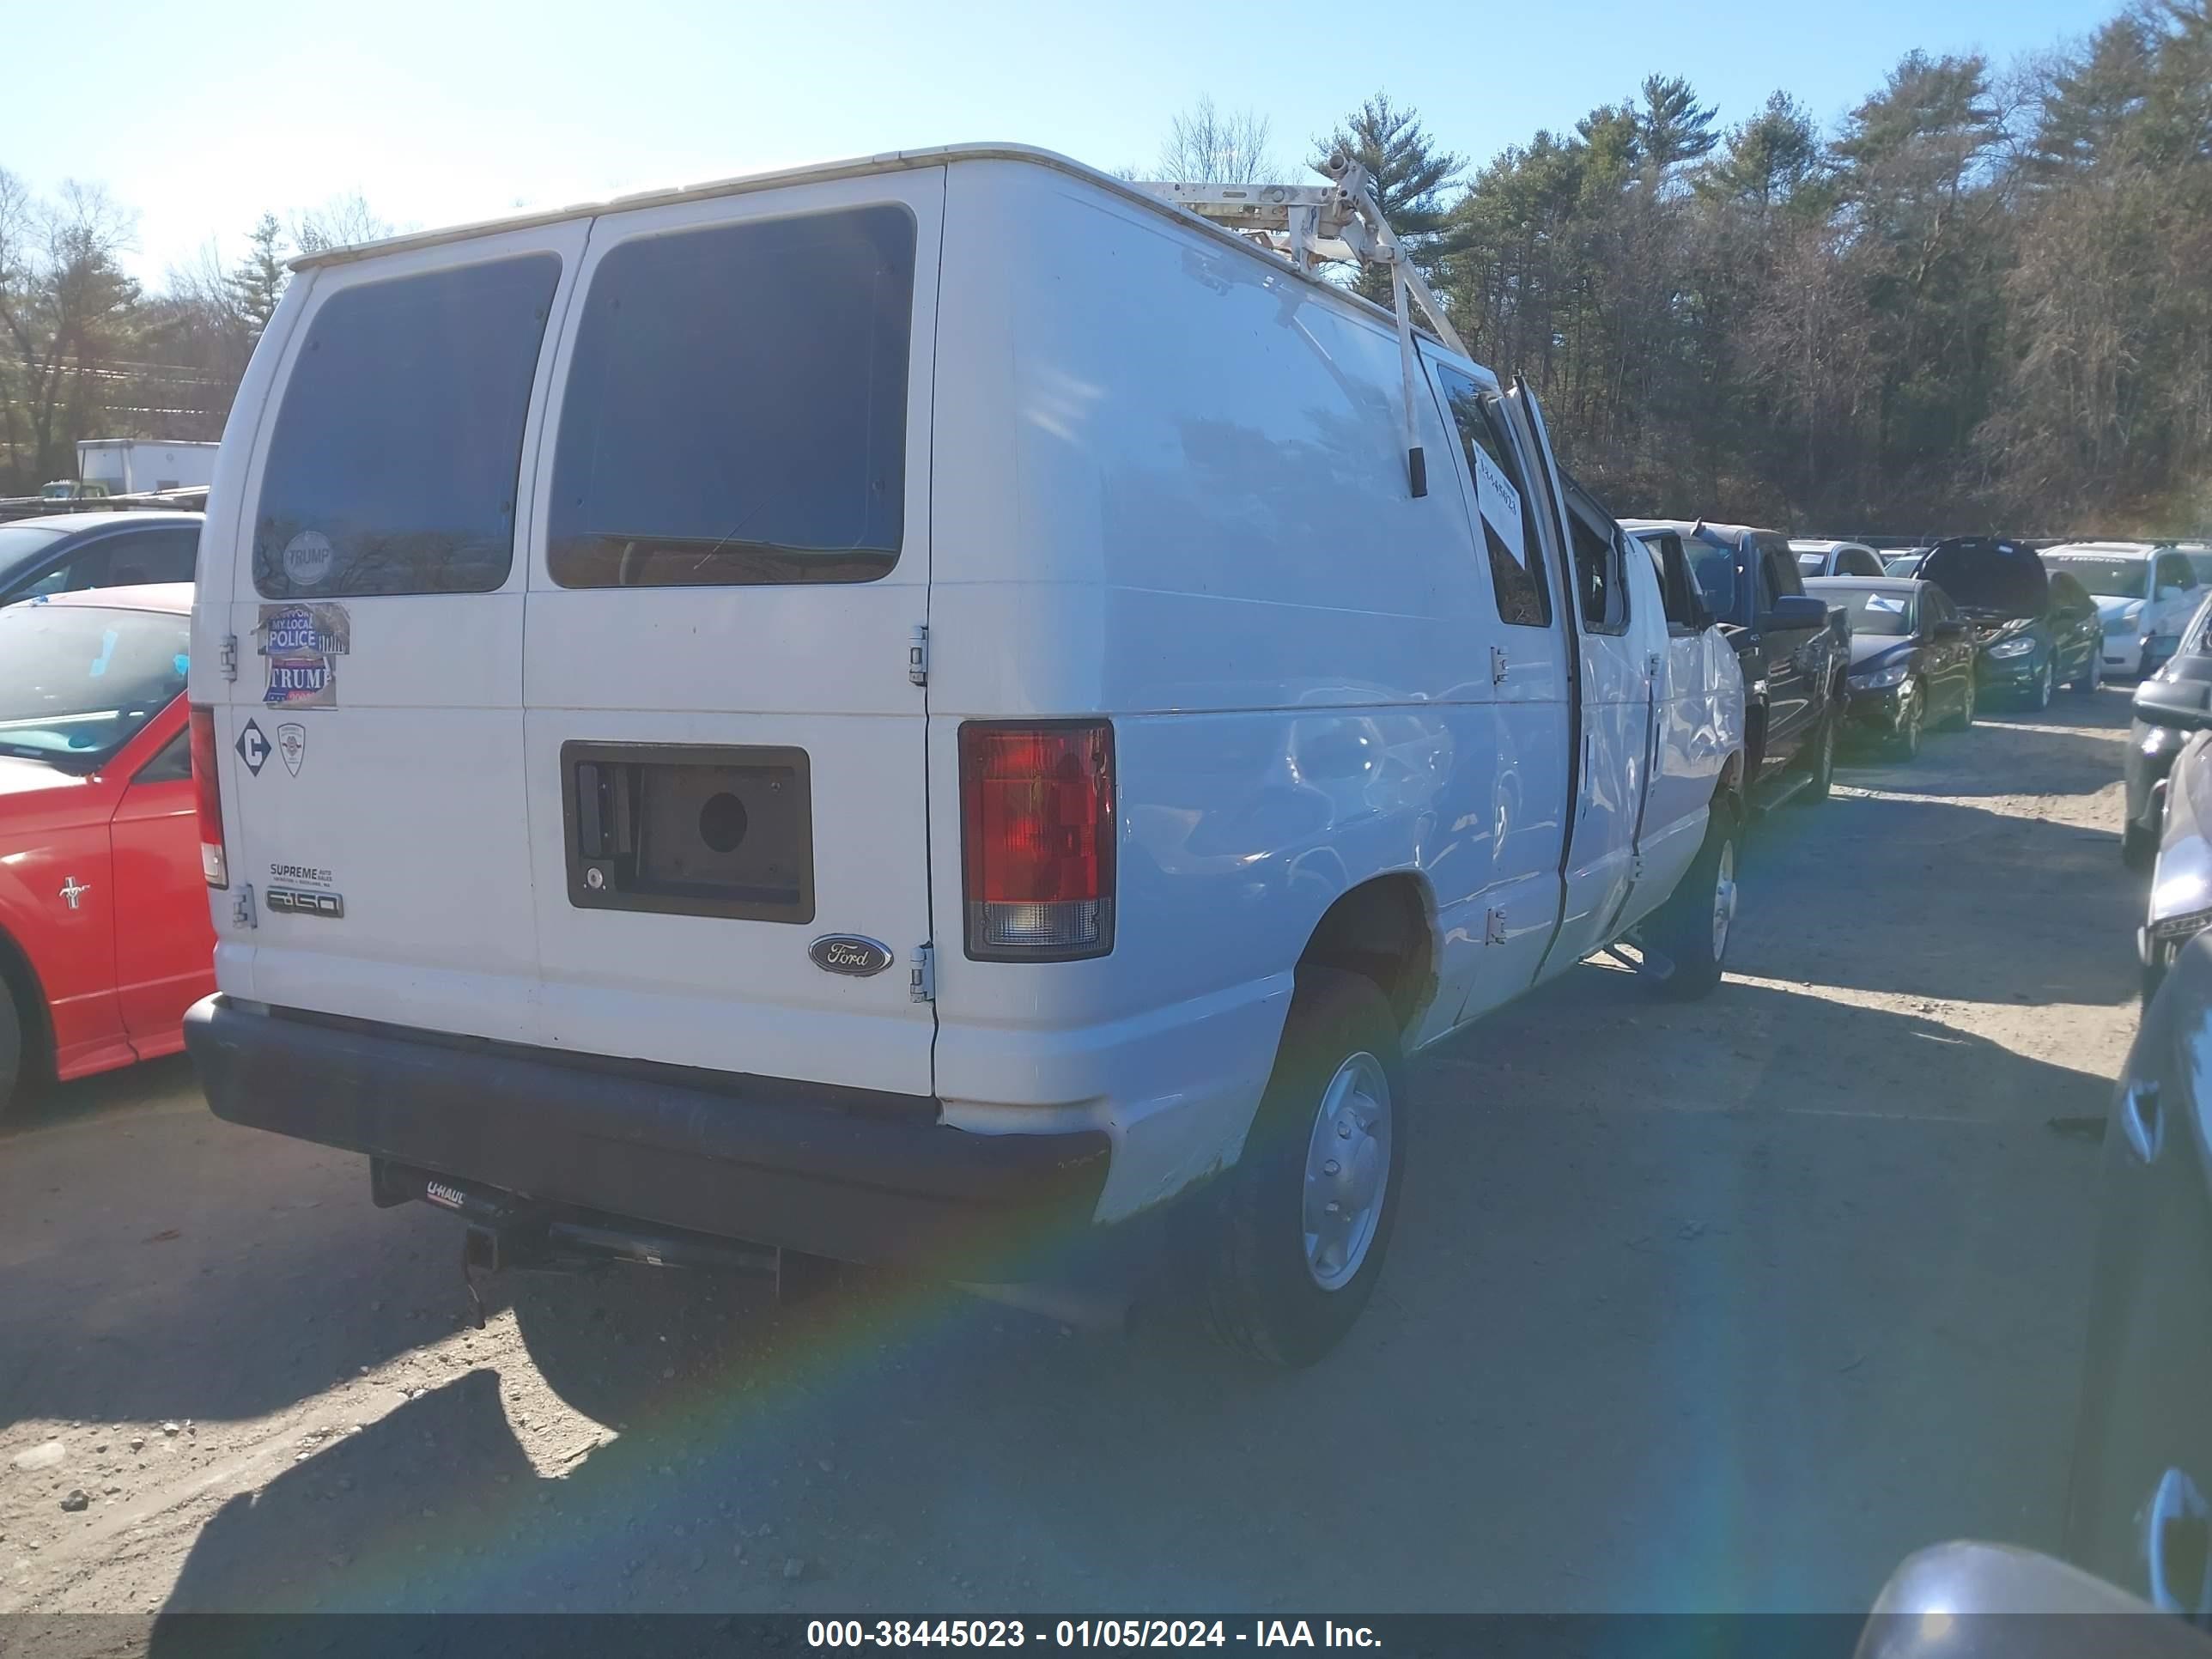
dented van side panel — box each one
[924,161,1567,1221]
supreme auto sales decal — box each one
[258,602,350,708]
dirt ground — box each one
[0,683,2142,1618]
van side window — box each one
[1560,475,1629,635]
[1432,368,1551,628]
[548,205,916,589]
[253,253,562,599]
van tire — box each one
[1639,804,1740,1002]
[1203,969,1406,1368]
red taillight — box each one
[189,705,228,890]
[959,720,1115,960]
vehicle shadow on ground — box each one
[141,969,2107,1620]
[0,1089,468,1434]
[1741,787,2139,1009]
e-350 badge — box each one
[265,887,344,919]
[258,602,350,708]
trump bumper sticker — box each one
[258,603,350,708]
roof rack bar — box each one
[1133,153,1468,498]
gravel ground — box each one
[0,683,2142,1616]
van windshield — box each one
[0,602,188,772]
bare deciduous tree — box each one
[1156,98,1279,185]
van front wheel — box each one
[1203,969,1406,1368]
[1638,805,1741,1002]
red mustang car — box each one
[0,584,210,1116]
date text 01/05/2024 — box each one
[805,1622,1383,1650]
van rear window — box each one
[547,205,915,589]
[252,253,562,599]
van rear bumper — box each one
[183,995,1115,1278]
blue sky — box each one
[9,0,2120,283]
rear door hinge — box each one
[1485,906,1508,946]
[908,623,929,687]
[232,883,257,929]
[220,634,239,682]
[909,943,935,1003]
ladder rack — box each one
[1132,154,1468,498]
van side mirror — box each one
[2134,677,2212,732]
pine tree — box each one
[1316,94,1464,302]
[230,213,289,331]
[1634,75,1720,179]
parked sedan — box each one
[0,510,202,609]
[2042,541,2203,679]
[0,586,211,1117]
[1807,576,1978,757]
[2124,596,2212,868]
[1917,537,2103,708]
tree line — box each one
[1166,0,2211,537]
[4,0,2206,534]
[0,184,386,495]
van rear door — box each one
[214,223,588,1042]
[520,172,943,1097]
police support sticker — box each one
[258,602,349,708]
[282,531,334,586]
[276,721,306,776]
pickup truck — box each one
[1625,519,1849,810]
[183,144,1750,1367]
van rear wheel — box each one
[1203,969,1406,1368]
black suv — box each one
[1915,537,2102,709]
[1625,519,1850,809]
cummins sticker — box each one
[258,603,350,708]
[1468,443,1525,554]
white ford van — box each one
[185,145,1745,1364]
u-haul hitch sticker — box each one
[258,603,350,708]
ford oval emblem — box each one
[809,934,892,978]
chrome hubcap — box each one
[1302,1053,1392,1291]
[1711,839,1737,960]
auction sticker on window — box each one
[258,602,350,708]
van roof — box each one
[289,142,1443,356]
